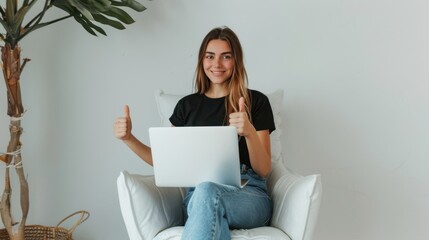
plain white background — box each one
[1,0,428,239]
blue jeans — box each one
[181,167,272,240]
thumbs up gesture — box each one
[229,97,254,137]
[114,105,133,140]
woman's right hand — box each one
[114,105,132,140]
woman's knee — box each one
[193,181,219,200]
[186,182,221,214]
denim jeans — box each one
[181,167,272,240]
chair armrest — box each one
[117,171,184,240]
[269,163,322,240]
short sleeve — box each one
[169,98,185,127]
[251,90,276,133]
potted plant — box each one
[0,1,146,239]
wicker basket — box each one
[0,210,89,240]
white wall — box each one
[1,0,428,239]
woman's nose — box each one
[213,57,222,67]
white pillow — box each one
[154,89,284,161]
[155,89,183,127]
[266,89,284,163]
[117,171,184,240]
[270,163,322,240]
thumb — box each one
[239,97,245,113]
[124,105,130,119]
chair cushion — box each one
[117,171,184,240]
[154,226,291,240]
[269,164,322,240]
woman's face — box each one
[203,39,234,87]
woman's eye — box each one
[205,55,214,59]
[223,55,232,59]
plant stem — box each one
[23,0,52,29]
[0,42,28,240]
[39,14,73,27]
[17,0,50,43]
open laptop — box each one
[149,126,248,188]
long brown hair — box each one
[195,26,252,123]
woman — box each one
[114,26,276,240]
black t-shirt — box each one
[169,89,276,168]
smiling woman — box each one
[114,26,276,240]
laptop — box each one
[149,126,248,188]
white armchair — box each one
[117,90,322,240]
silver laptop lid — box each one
[149,126,242,187]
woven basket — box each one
[0,210,89,240]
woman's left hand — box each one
[229,97,255,137]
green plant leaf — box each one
[0,6,6,19]
[73,15,98,36]
[15,0,37,26]
[52,0,76,15]
[73,13,108,36]
[93,14,125,30]
[85,18,107,35]
[111,0,147,12]
[6,0,17,23]
[0,19,12,33]
[104,7,134,24]
[69,0,94,20]
[43,0,146,39]
[12,1,36,36]
[90,0,112,12]
[2,0,146,44]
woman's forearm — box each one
[246,129,271,178]
[123,134,153,166]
